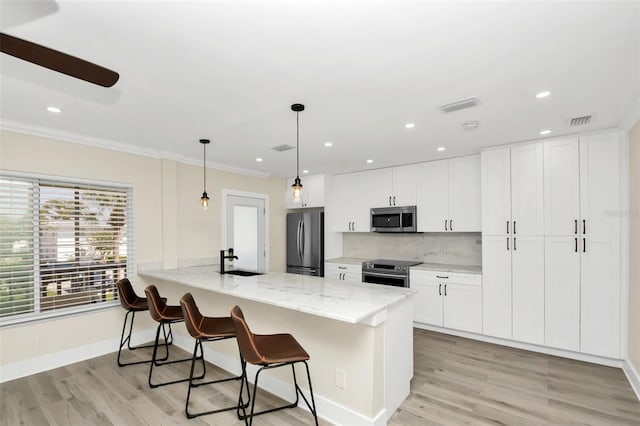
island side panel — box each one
[148,279,385,422]
[384,296,414,418]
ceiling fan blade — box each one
[0,32,119,87]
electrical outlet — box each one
[335,368,346,389]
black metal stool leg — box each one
[118,310,170,367]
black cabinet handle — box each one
[583,238,586,253]
[583,219,586,235]
[338,266,347,269]
[574,237,578,253]
[393,196,396,206]
[514,221,517,234]
[445,219,448,231]
[507,221,510,234]
[449,219,453,231]
[389,196,392,206]
[439,284,442,296]
[514,237,517,251]
[507,237,510,251]
[574,219,578,235]
[444,284,447,296]
[436,275,449,279]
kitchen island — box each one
[139,265,415,426]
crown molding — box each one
[0,120,271,178]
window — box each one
[0,175,132,324]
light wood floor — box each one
[1,329,639,425]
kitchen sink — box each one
[224,270,263,277]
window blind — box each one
[0,175,132,324]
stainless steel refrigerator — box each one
[286,211,324,277]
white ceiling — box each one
[1,1,638,177]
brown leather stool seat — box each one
[115,278,172,367]
[231,305,318,425]
[179,293,250,419]
[145,285,204,388]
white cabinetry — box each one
[325,263,362,282]
[333,172,370,232]
[365,165,417,208]
[411,270,482,333]
[543,134,621,357]
[286,174,325,209]
[417,155,480,232]
[481,144,544,345]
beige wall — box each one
[0,129,286,367]
[629,120,640,371]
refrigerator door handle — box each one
[297,220,302,261]
[300,220,306,259]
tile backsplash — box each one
[343,232,482,266]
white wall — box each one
[0,129,286,375]
[628,120,640,375]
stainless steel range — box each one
[361,259,422,288]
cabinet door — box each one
[544,138,580,236]
[302,174,325,208]
[449,155,481,232]
[392,164,417,206]
[443,283,482,333]
[579,133,621,358]
[412,281,443,326]
[362,168,393,208]
[481,148,511,235]
[482,235,512,339]
[545,236,580,351]
[333,174,354,232]
[510,143,544,235]
[511,236,545,345]
[416,160,449,232]
[351,171,371,232]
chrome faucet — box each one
[220,248,239,274]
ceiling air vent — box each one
[440,97,480,113]
[271,144,295,152]
[569,115,592,127]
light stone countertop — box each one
[139,265,415,325]
[326,257,481,274]
[324,257,368,266]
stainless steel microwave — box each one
[370,206,417,233]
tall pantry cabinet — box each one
[482,131,622,359]
[544,134,621,357]
[481,144,545,345]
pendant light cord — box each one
[203,142,207,192]
[296,110,300,177]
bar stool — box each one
[180,293,250,419]
[145,285,205,388]
[230,305,319,426]
[115,278,172,367]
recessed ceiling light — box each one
[303,170,309,174]
[366,159,374,164]
[404,123,415,129]
[437,147,446,152]
[535,91,551,98]
[255,158,263,162]
[46,106,61,113]
[539,130,552,135]
[324,142,333,147]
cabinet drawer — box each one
[411,270,481,287]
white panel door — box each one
[544,236,580,351]
[579,133,621,358]
[449,155,481,232]
[392,164,417,206]
[544,138,580,236]
[482,235,512,339]
[443,283,482,333]
[363,168,393,208]
[481,148,511,235]
[416,160,449,232]
[226,195,266,272]
[511,235,545,345]
[510,143,544,236]
[412,281,443,326]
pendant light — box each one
[291,103,305,203]
[199,139,210,209]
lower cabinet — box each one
[411,270,482,334]
[325,263,362,282]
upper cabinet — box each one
[286,174,326,209]
[417,155,481,232]
[333,171,370,232]
[365,164,417,208]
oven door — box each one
[362,271,408,287]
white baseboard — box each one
[0,329,156,383]
[623,358,640,402]
[414,323,623,368]
[172,334,382,426]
